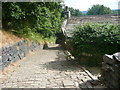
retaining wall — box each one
[101,52,120,88]
[0,40,43,71]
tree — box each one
[2,2,63,38]
[69,7,83,16]
[87,4,112,15]
[112,9,120,15]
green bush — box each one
[87,4,112,15]
[2,2,64,42]
[71,23,120,66]
[69,7,83,16]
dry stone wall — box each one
[62,15,120,88]
[68,15,119,24]
[101,52,120,88]
[0,40,43,71]
[65,15,120,38]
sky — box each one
[64,0,120,11]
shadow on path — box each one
[47,46,63,50]
[42,45,83,72]
[79,79,105,89]
[42,45,105,88]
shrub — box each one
[87,4,112,15]
[71,23,120,66]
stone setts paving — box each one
[0,40,43,71]
[0,44,104,89]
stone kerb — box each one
[0,40,44,72]
[101,52,120,88]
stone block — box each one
[24,47,29,53]
[24,48,29,56]
[0,55,2,65]
[94,85,105,89]
[0,48,2,54]
[79,83,88,88]
[0,47,2,52]
[11,52,20,63]
[39,44,44,50]
[19,46,29,55]
[109,67,120,77]
[113,52,120,62]
[21,40,27,45]
[8,55,13,61]
[32,42,36,45]
[29,41,33,45]
[11,46,17,54]
[63,80,74,87]
[13,42,19,48]
[109,70,119,81]
[0,65,3,72]
[18,51,25,59]
[2,48,6,56]
[103,54,117,64]
[36,46,40,50]
[33,43,37,47]
[85,82,93,88]
[5,47,12,53]
[29,45,35,51]
[2,55,9,63]
[12,55,20,63]
[101,53,120,88]
[19,46,25,51]
[18,41,22,46]
[23,40,27,43]
[7,50,14,56]
[3,60,11,68]
[108,78,119,88]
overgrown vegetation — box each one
[87,4,112,15]
[69,7,83,16]
[70,23,120,66]
[112,9,120,15]
[2,2,64,43]
[69,4,119,16]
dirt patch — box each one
[1,30,24,48]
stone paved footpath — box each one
[0,44,103,89]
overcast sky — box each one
[64,0,120,11]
